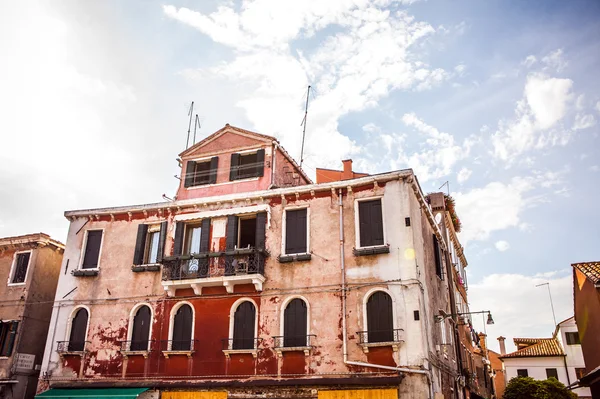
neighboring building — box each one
[37,124,476,399]
[487,347,505,399]
[500,318,591,398]
[572,262,600,397]
[0,233,64,399]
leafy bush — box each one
[503,376,577,399]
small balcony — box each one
[160,339,198,358]
[273,334,316,357]
[356,329,404,353]
[56,341,90,357]
[119,340,154,358]
[161,249,267,296]
[221,338,262,358]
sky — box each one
[1,0,599,353]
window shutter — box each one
[13,253,30,283]
[131,306,151,351]
[284,299,307,347]
[255,212,267,251]
[226,215,239,251]
[184,161,196,188]
[156,221,168,262]
[133,224,148,265]
[173,222,185,256]
[69,309,88,351]
[255,149,265,177]
[172,305,193,350]
[209,156,218,184]
[233,302,255,349]
[200,218,211,253]
[2,322,18,356]
[367,292,393,343]
[229,153,240,181]
[433,234,443,279]
[285,209,307,254]
[359,201,372,247]
[82,231,102,269]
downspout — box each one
[269,141,277,189]
[338,189,432,385]
[44,304,61,377]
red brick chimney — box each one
[478,332,487,352]
[497,336,506,355]
[342,159,353,180]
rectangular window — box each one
[229,149,265,181]
[185,223,203,254]
[285,208,308,254]
[184,157,218,187]
[517,369,528,377]
[82,230,103,269]
[576,368,586,379]
[0,321,18,357]
[10,252,31,284]
[238,217,257,249]
[146,230,160,264]
[358,199,384,247]
[546,368,558,379]
[565,332,580,345]
[433,235,444,279]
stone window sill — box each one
[131,264,161,272]
[358,341,400,353]
[274,346,312,357]
[72,269,99,277]
[353,245,390,256]
[162,350,194,358]
[121,350,151,358]
[278,253,312,263]
[222,349,258,359]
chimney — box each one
[497,336,506,355]
[342,159,353,180]
[478,332,487,352]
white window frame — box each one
[167,301,195,351]
[361,287,398,332]
[64,305,91,346]
[78,229,105,270]
[279,295,311,339]
[143,225,161,265]
[354,196,387,249]
[126,303,154,351]
[281,206,310,255]
[227,298,259,350]
[7,250,33,286]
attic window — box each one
[230,149,265,181]
[185,157,218,187]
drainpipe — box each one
[337,189,432,390]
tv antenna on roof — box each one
[186,101,194,149]
[193,114,201,145]
[299,85,311,167]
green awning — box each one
[36,388,148,399]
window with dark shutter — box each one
[239,217,257,249]
[255,212,267,251]
[285,209,307,254]
[82,231,103,269]
[172,304,193,350]
[185,158,218,188]
[284,299,308,347]
[433,235,443,279]
[11,252,31,284]
[230,149,265,180]
[366,291,393,343]
[156,221,168,263]
[358,199,384,247]
[517,369,528,377]
[173,222,184,256]
[0,321,18,357]
[226,215,239,251]
[233,301,256,349]
[133,224,148,265]
[130,306,151,351]
[546,368,558,379]
[565,332,580,345]
[68,308,88,351]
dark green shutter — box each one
[184,161,196,188]
[255,212,267,251]
[156,221,168,262]
[229,153,240,181]
[226,215,238,251]
[209,156,218,184]
[255,149,265,177]
[200,218,211,253]
[284,299,307,347]
[173,222,185,256]
[367,292,393,343]
[233,302,255,349]
[285,209,307,254]
[82,231,102,269]
[133,224,148,265]
[5,321,18,356]
[433,235,443,279]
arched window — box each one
[130,305,152,351]
[366,291,393,343]
[68,308,89,351]
[283,298,308,347]
[233,301,256,349]
[171,304,193,350]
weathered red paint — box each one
[281,352,306,375]
[365,347,396,368]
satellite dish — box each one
[435,213,442,224]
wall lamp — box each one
[435,310,495,325]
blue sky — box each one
[1,0,599,352]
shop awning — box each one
[36,388,148,399]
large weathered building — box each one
[0,233,64,399]
[37,125,484,399]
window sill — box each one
[131,264,161,272]
[162,350,194,358]
[274,346,312,357]
[353,245,390,256]
[358,341,401,353]
[121,350,151,358]
[7,282,26,287]
[278,253,312,263]
[186,177,259,189]
[72,269,99,277]
[222,349,258,359]
[57,351,86,358]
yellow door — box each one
[162,392,227,399]
[318,389,398,399]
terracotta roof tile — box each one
[572,262,600,285]
[500,338,564,358]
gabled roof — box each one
[572,262,600,285]
[179,124,277,157]
[500,338,564,359]
[0,233,65,251]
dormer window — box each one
[184,157,218,188]
[230,149,265,181]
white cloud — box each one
[575,94,585,110]
[596,101,600,113]
[457,167,472,184]
[495,240,510,251]
[522,55,537,68]
[525,74,573,129]
[468,271,573,353]
[590,165,599,172]
[541,48,568,72]
[573,113,597,130]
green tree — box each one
[503,376,577,399]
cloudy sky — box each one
[1,0,599,353]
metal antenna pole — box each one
[300,85,311,167]
[193,114,201,145]
[439,181,450,195]
[186,101,194,149]
[536,282,557,328]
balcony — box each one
[273,334,316,357]
[356,329,404,353]
[221,338,262,358]
[160,339,198,358]
[56,341,90,357]
[161,249,267,296]
[119,340,154,358]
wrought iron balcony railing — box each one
[356,328,404,344]
[221,337,262,351]
[273,334,316,348]
[119,340,155,352]
[161,249,266,281]
[56,341,90,353]
[159,339,199,352]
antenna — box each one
[186,101,194,149]
[193,114,201,145]
[439,181,450,195]
[536,282,557,329]
[299,85,311,167]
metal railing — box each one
[273,334,316,348]
[56,341,90,353]
[119,340,155,352]
[160,339,198,351]
[221,337,262,351]
[162,249,266,281]
[356,328,404,344]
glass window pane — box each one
[147,232,160,263]
[189,227,202,254]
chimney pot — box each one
[497,336,506,355]
[342,159,353,180]
[478,332,488,352]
